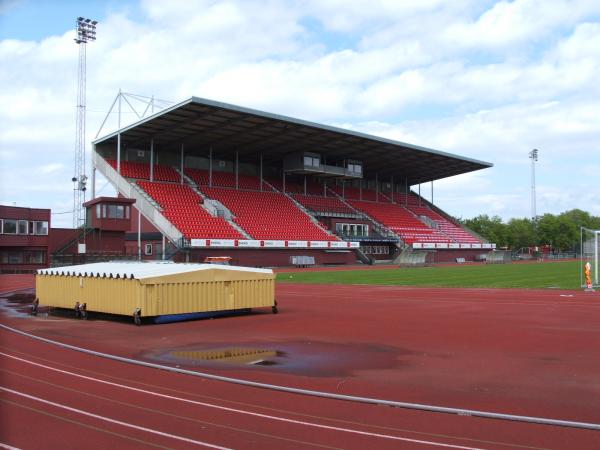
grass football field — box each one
[277,260,583,289]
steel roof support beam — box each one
[156,113,254,148]
[117,133,121,174]
[150,139,154,181]
[235,151,239,190]
[180,144,184,185]
[209,147,213,187]
[260,154,263,192]
[146,110,217,139]
[238,123,305,153]
[91,164,96,199]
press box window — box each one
[107,204,125,219]
[303,155,320,167]
[144,244,153,255]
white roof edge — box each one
[37,262,273,279]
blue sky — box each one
[0,0,136,40]
[1,0,599,227]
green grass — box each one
[277,260,582,289]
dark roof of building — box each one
[83,197,136,207]
[93,96,492,185]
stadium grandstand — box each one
[90,96,494,266]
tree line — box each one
[461,209,600,252]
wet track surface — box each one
[1,276,600,449]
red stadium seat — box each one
[348,199,451,244]
[201,187,338,241]
[106,159,180,182]
[185,168,274,191]
[137,181,243,240]
[292,194,354,215]
[407,202,481,244]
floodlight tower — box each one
[72,17,97,229]
[529,149,538,222]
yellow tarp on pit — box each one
[36,262,275,317]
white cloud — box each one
[1,0,599,225]
[39,163,65,174]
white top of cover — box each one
[37,261,272,279]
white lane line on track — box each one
[0,443,21,450]
[2,325,599,432]
[1,352,484,450]
[0,386,231,450]
[280,293,599,307]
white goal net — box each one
[581,227,599,288]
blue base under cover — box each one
[152,308,252,324]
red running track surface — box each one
[1,279,600,449]
[0,274,35,293]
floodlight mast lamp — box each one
[529,149,538,222]
[72,17,97,229]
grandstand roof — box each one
[93,97,492,185]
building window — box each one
[34,221,49,235]
[0,219,3,234]
[347,163,362,174]
[3,219,17,234]
[8,252,24,264]
[144,244,153,255]
[336,222,369,237]
[96,204,102,219]
[0,251,45,265]
[125,206,130,219]
[303,155,320,167]
[18,220,28,234]
[106,204,125,219]
[27,251,45,264]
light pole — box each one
[529,149,538,222]
[72,17,97,229]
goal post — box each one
[581,227,599,288]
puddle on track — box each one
[170,347,285,365]
[0,290,38,318]
[142,341,411,377]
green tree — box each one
[506,218,536,250]
[464,209,600,251]
[463,214,507,246]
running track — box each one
[1,275,599,449]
